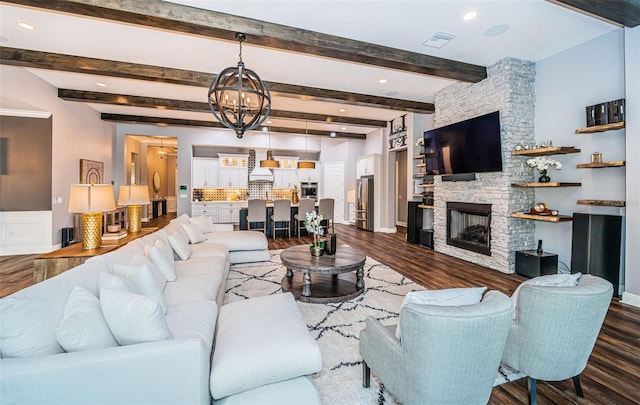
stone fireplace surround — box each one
[431,58,536,274]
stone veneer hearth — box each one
[432,58,536,273]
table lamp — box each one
[68,184,116,250]
[117,185,150,233]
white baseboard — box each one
[621,291,640,309]
[377,227,397,233]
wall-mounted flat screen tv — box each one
[422,111,502,175]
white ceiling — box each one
[0,1,619,136]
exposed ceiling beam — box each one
[551,0,640,27]
[4,0,487,83]
[1,47,434,113]
[58,89,388,128]
[100,113,367,140]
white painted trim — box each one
[0,211,53,255]
[621,291,640,309]
[378,227,397,233]
[0,108,51,118]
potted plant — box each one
[304,211,325,256]
[526,157,562,182]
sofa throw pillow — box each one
[511,273,581,320]
[154,239,176,271]
[112,262,167,314]
[99,288,173,346]
[190,215,214,234]
[56,286,119,352]
[129,253,166,292]
[144,245,177,282]
[395,287,487,340]
[98,272,136,293]
[168,232,192,261]
[181,223,206,244]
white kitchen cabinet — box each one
[191,202,219,223]
[274,168,299,189]
[356,156,375,178]
[218,154,248,188]
[217,202,241,224]
[192,158,218,188]
[297,165,319,183]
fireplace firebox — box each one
[446,202,492,256]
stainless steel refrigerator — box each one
[356,175,374,231]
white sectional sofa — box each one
[0,216,322,404]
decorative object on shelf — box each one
[68,183,116,250]
[117,185,150,233]
[298,122,316,170]
[591,152,603,164]
[324,233,337,255]
[533,202,547,213]
[526,156,562,182]
[208,33,271,139]
[537,239,544,255]
[415,137,424,148]
[304,210,325,256]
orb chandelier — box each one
[208,33,271,139]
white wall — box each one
[623,25,640,307]
[0,66,114,249]
[534,30,627,278]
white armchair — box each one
[359,291,513,405]
[502,274,613,405]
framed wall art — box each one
[80,159,104,184]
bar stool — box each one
[271,199,291,239]
[246,199,266,233]
[318,198,335,234]
[294,198,317,237]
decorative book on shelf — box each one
[101,230,128,241]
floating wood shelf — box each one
[418,205,434,209]
[511,213,573,222]
[577,199,625,207]
[416,163,426,168]
[414,154,424,160]
[412,194,424,198]
[575,122,625,134]
[512,146,581,157]
[511,182,581,188]
[577,161,625,169]
[418,184,434,188]
[413,173,428,178]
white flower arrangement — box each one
[415,137,424,147]
[526,157,562,172]
[304,210,325,248]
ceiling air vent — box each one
[423,32,456,48]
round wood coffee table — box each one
[280,245,366,303]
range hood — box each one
[249,151,274,181]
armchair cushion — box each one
[395,287,487,339]
[511,273,581,320]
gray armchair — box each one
[359,291,513,405]
[501,274,613,405]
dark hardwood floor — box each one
[1,214,638,404]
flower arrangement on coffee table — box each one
[526,157,562,182]
[304,210,325,256]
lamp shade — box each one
[117,185,151,206]
[68,184,116,213]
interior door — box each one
[323,162,345,224]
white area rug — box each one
[224,250,524,404]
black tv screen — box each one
[422,111,502,175]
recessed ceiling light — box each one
[339,108,346,113]
[341,127,347,131]
[423,32,456,49]
[462,11,477,21]
[378,79,387,84]
[266,120,272,124]
[96,82,107,87]
[17,21,35,31]
[485,24,510,37]
[330,132,337,138]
